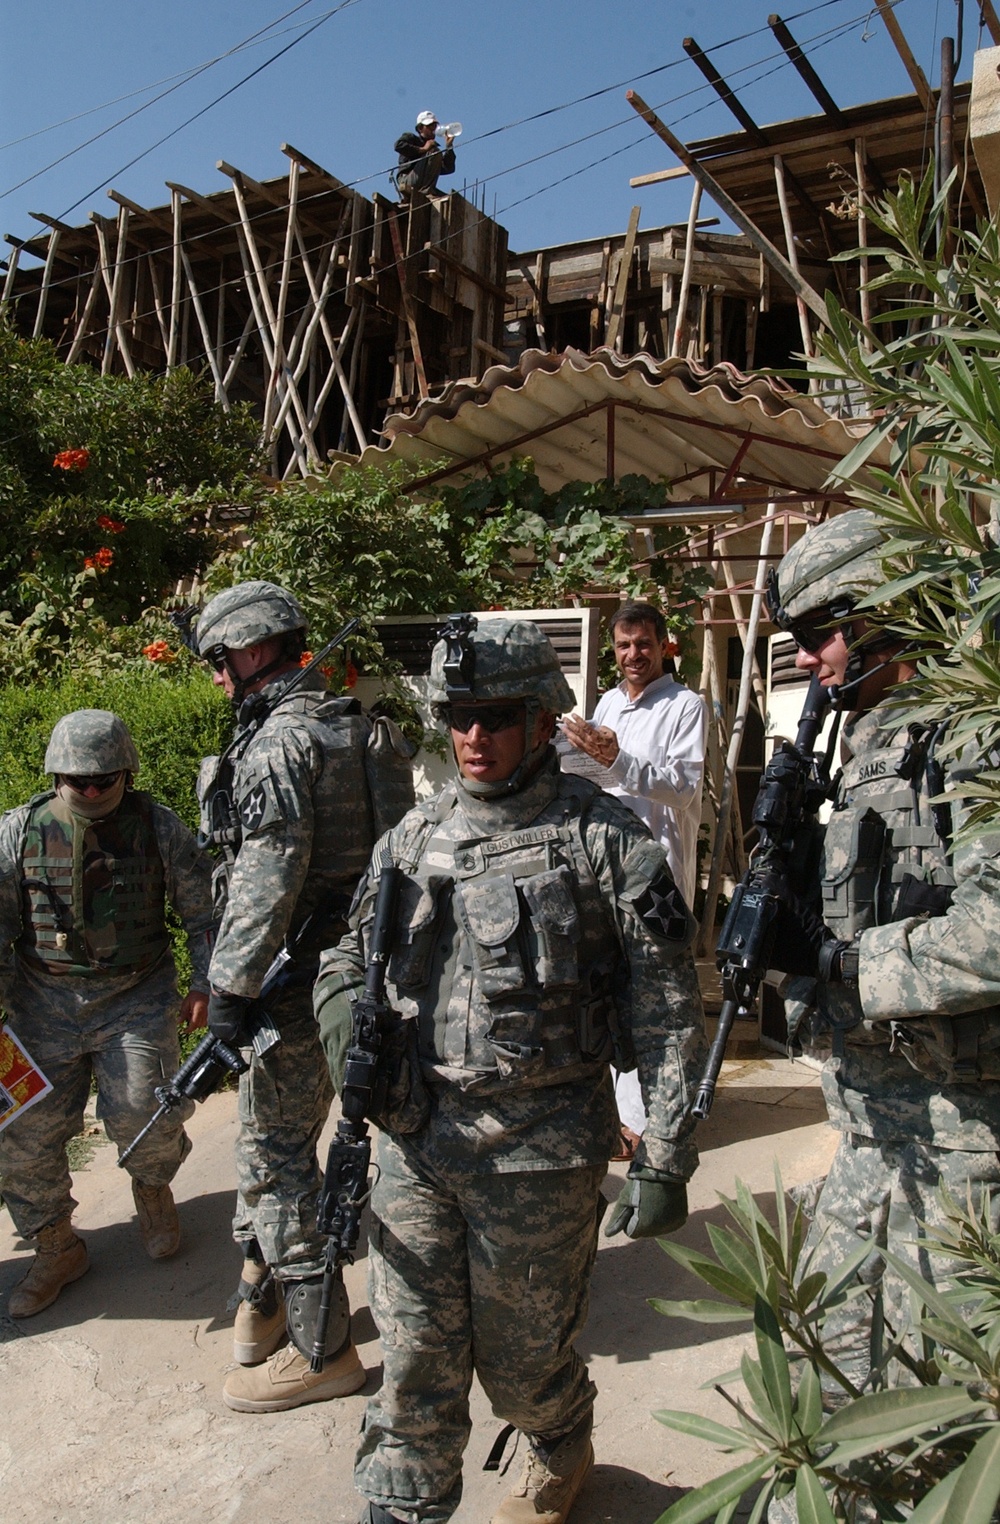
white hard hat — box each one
[416,110,438,127]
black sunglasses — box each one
[783,611,844,654]
[203,643,229,673]
[62,771,123,792]
[442,702,526,735]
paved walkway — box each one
[0,1052,835,1524]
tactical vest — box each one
[20,790,168,977]
[384,776,623,1093]
[821,720,1000,1085]
[199,691,399,925]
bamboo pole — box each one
[773,155,814,361]
[168,190,182,373]
[717,556,767,718]
[178,243,229,406]
[854,139,872,335]
[230,187,316,461]
[263,159,299,439]
[292,215,366,450]
[233,225,310,473]
[31,230,61,340]
[65,261,104,365]
[698,503,777,954]
[1,243,20,306]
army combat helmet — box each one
[44,709,140,776]
[768,508,897,708]
[429,615,575,797]
[196,580,307,704]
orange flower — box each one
[299,650,314,667]
[84,546,114,572]
[345,660,358,689]
[53,447,90,472]
[664,637,680,659]
[143,640,176,664]
[96,514,125,534]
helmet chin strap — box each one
[227,650,293,712]
[457,698,549,799]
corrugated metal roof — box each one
[345,347,886,496]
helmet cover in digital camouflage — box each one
[428,618,575,714]
[772,509,888,625]
[44,710,140,775]
[195,580,307,655]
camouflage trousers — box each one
[769,1131,1000,1523]
[356,1129,606,1524]
[232,984,333,1278]
[0,957,191,1240]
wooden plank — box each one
[767,14,845,122]
[683,36,767,143]
[982,1,1000,45]
[872,0,933,111]
[280,142,349,195]
[606,204,641,351]
[387,208,428,400]
[630,166,691,187]
[626,90,829,324]
[420,240,508,301]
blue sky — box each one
[0,1,973,263]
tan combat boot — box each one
[8,1217,89,1318]
[222,1339,365,1412]
[491,1418,594,1524]
[132,1180,181,1259]
[232,1258,286,1365]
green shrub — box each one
[0,665,230,828]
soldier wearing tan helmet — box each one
[0,709,213,1317]
[314,615,706,1524]
[764,510,1000,1447]
[194,580,414,1413]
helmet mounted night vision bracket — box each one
[440,613,478,701]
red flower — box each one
[143,640,176,664]
[53,448,90,472]
[664,637,680,659]
[299,650,314,667]
[345,660,358,689]
[96,514,125,534]
[84,546,114,572]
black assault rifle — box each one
[117,900,341,1168]
[692,675,833,1121]
[309,847,401,1372]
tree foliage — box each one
[651,1173,1000,1523]
[806,168,1000,827]
[0,321,261,648]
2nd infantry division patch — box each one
[238,774,282,834]
[633,870,690,944]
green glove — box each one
[604,1168,688,1240]
[313,975,358,1096]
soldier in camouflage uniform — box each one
[195,580,414,1413]
[314,617,707,1524]
[766,510,1000,1402]
[0,710,213,1317]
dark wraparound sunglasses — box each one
[441,703,526,734]
[62,771,123,792]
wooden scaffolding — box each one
[0,145,508,475]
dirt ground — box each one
[0,1052,836,1524]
